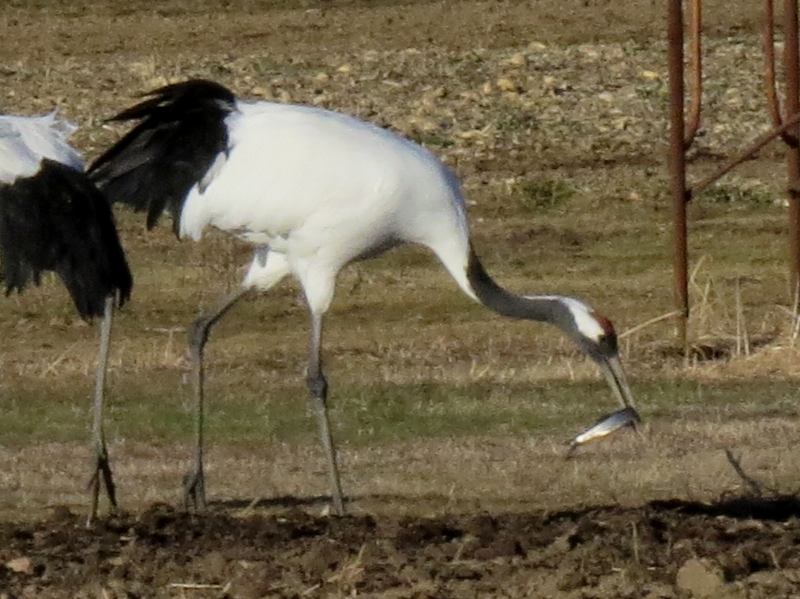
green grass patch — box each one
[2,376,797,448]
[700,183,775,207]
[517,178,575,211]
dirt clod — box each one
[5,556,33,575]
[676,558,726,598]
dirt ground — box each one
[3,0,800,597]
[0,497,800,598]
[1,496,799,598]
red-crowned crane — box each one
[88,79,636,515]
[0,112,132,524]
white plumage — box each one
[0,112,83,183]
[528,295,608,342]
[180,101,474,310]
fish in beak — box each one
[567,355,641,455]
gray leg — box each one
[87,295,117,527]
[306,312,345,516]
[184,287,251,510]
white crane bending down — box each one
[0,112,132,523]
[89,79,636,515]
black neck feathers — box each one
[466,244,564,325]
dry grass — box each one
[3,415,799,521]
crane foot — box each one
[183,469,206,511]
[86,450,118,527]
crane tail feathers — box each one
[0,160,132,319]
[88,79,237,233]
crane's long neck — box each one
[465,244,565,325]
[455,244,636,411]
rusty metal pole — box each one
[685,0,703,146]
[668,0,689,352]
[784,0,800,300]
[764,0,787,134]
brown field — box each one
[1,1,800,597]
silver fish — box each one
[567,407,641,454]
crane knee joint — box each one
[306,373,328,400]
[188,318,211,353]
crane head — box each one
[556,299,636,411]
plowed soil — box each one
[2,497,800,598]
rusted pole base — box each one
[667,0,690,354]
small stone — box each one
[581,47,600,60]
[6,557,33,574]
[507,52,527,67]
[337,64,352,74]
[481,81,494,95]
[613,117,630,130]
[641,69,661,80]
[528,41,547,51]
[146,75,169,89]
[598,91,614,102]
[676,559,725,598]
[496,77,518,92]
[251,85,272,98]
[313,72,330,83]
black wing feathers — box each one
[0,160,133,319]
[88,79,236,234]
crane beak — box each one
[599,354,636,410]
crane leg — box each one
[306,312,345,516]
[87,295,118,527]
[184,287,251,510]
